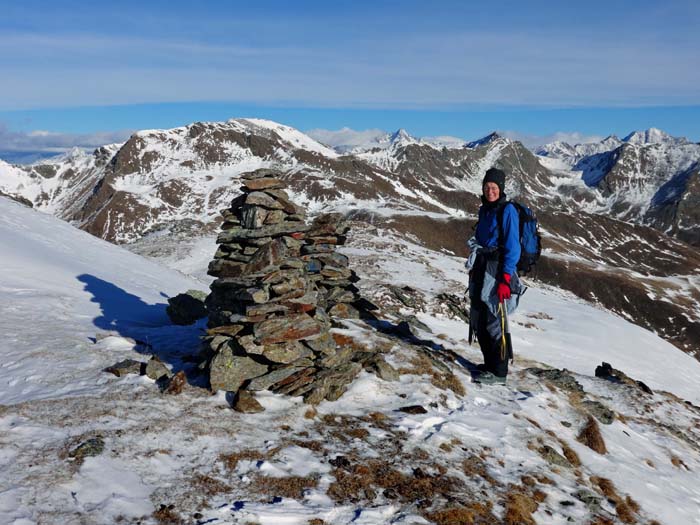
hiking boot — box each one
[474,372,507,385]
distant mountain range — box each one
[538,127,700,246]
[1,119,699,357]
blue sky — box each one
[1,0,699,150]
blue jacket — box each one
[475,202,521,276]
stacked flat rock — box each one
[302,213,362,319]
[202,169,360,404]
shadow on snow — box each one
[77,273,204,376]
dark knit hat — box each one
[482,167,506,195]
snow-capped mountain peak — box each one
[466,132,503,149]
[622,127,689,146]
[388,128,415,146]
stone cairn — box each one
[302,212,362,319]
[202,168,372,407]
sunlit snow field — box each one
[1,197,700,525]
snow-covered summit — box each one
[466,132,505,149]
[308,127,466,155]
[231,118,340,157]
[539,128,692,167]
[537,135,622,166]
[623,127,690,146]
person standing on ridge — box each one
[466,167,523,385]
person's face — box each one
[483,182,500,203]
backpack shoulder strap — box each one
[496,201,515,247]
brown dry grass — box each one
[250,474,319,499]
[307,519,325,525]
[524,416,542,429]
[346,427,370,439]
[327,458,461,505]
[590,476,638,524]
[535,474,554,485]
[532,489,547,503]
[520,475,535,487]
[190,473,231,497]
[577,416,607,454]
[291,439,325,453]
[424,502,497,525]
[503,489,539,525]
[527,312,553,320]
[462,455,498,485]
[367,411,388,423]
[559,439,582,467]
[399,353,466,396]
[671,455,690,470]
[152,504,184,525]
[219,449,266,470]
[625,495,640,513]
[588,517,614,525]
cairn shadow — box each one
[361,315,481,378]
[77,274,202,375]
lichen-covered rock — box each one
[262,341,313,364]
[539,445,572,468]
[209,347,268,392]
[366,355,399,381]
[242,177,286,191]
[69,437,105,462]
[581,400,615,425]
[104,359,144,377]
[303,362,362,404]
[166,289,208,325]
[247,365,312,391]
[145,356,172,381]
[328,303,361,319]
[526,368,584,394]
[254,313,323,344]
[240,205,269,229]
[216,222,310,243]
[303,332,336,355]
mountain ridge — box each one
[1,119,699,357]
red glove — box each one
[497,273,512,303]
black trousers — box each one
[470,253,509,377]
[473,300,509,377]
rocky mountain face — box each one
[539,128,700,246]
[1,119,699,357]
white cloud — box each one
[500,130,605,150]
[306,127,387,149]
[0,124,132,153]
[0,27,698,110]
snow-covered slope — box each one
[537,136,623,168]
[0,196,207,405]
[2,199,700,525]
